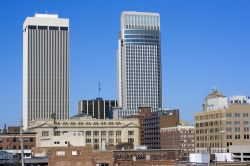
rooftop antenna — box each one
[98,82,101,98]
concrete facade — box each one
[23,14,69,129]
[27,117,140,150]
[195,89,250,154]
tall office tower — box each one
[23,14,69,129]
[117,11,162,113]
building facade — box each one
[78,98,117,119]
[143,109,179,149]
[27,116,140,150]
[117,11,162,115]
[161,124,195,161]
[0,126,36,157]
[32,146,178,166]
[23,14,69,129]
[195,89,250,154]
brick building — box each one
[161,124,195,161]
[0,125,36,157]
[32,146,178,166]
[143,109,180,149]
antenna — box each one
[98,82,101,98]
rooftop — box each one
[34,13,58,18]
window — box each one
[235,127,240,132]
[30,138,33,142]
[28,25,36,30]
[226,113,232,117]
[56,151,65,156]
[235,113,240,117]
[244,127,249,132]
[234,121,240,125]
[54,131,60,136]
[226,128,232,132]
[86,139,91,143]
[42,131,49,137]
[72,151,77,156]
[243,113,249,117]
[244,121,249,125]
[38,26,47,30]
[235,134,241,139]
[244,134,250,139]
[60,27,68,31]
[116,131,121,136]
[116,138,121,144]
[24,138,28,142]
[108,139,114,145]
[94,139,99,143]
[86,131,91,136]
[13,137,17,142]
[94,131,99,136]
[128,138,134,143]
[54,141,60,144]
[49,26,59,30]
[128,131,134,136]
[109,131,114,136]
[101,131,106,136]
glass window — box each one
[86,139,91,143]
[116,131,121,136]
[42,131,49,137]
[128,131,134,136]
[86,131,91,136]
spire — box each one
[98,82,101,98]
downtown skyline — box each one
[0,0,250,127]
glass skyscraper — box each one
[117,11,162,115]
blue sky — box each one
[0,0,250,127]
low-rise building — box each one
[229,145,250,161]
[0,125,36,157]
[161,124,195,161]
[195,89,250,154]
[32,146,178,166]
[28,114,140,150]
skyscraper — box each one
[117,11,162,114]
[23,14,69,129]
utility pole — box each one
[20,119,24,166]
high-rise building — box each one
[23,14,69,129]
[78,98,117,119]
[117,11,162,115]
